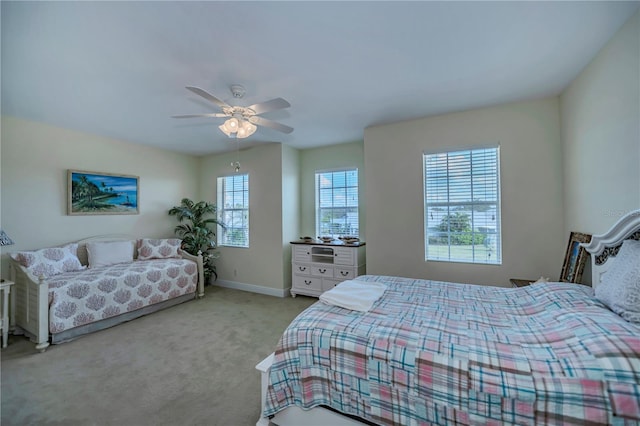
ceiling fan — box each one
[173,84,293,138]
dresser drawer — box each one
[334,267,356,280]
[292,263,311,276]
[311,266,334,277]
[293,246,311,262]
[322,279,341,291]
[293,275,322,291]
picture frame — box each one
[559,231,592,283]
[68,170,139,215]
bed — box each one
[256,209,640,426]
[9,235,204,351]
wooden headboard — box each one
[582,209,640,287]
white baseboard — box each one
[214,279,290,298]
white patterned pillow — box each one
[595,239,640,323]
[137,238,182,260]
[12,243,84,278]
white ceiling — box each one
[2,1,638,156]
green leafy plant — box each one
[168,198,224,284]
[434,212,486,245]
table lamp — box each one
[0,230,14,247]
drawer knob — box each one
[319,268,326,274]
[305,280,312,285]
[340,271,349,277]
[298,266,306,272]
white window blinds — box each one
[316,169,359,238]
[423,147,501,264]
[217,173,249,248]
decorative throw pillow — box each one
[595,239,640,323]
[11,243,84,278]
[137,238,182,260]
[86,240,134,268]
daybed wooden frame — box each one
[255,209,640,426]
[9,235,205,352]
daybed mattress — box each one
[265,275,640,425]
[47,258,198,334]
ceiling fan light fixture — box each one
[227,117,239,131]
[218,123,232,137]
[219,117,245,138]
[241,120,257,136]
[222,119,257,139]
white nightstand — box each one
[0,279,15,348]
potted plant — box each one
[168,198,224,284]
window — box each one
[423,146,501,264]
[316,169,359,238]
[217,173,249,247]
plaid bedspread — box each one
[265,275,640,425]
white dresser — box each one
[290,241,366,298]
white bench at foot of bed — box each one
[256,353,364,426]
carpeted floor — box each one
[1,286,316,426]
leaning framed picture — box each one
[68,170,139,215]
[559,231,592,283]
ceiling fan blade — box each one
[172,113,227,119]
[247,98,290,115]
[249,116,294,134]
[185,86,230,109]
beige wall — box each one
[201,141,364,295]
[199,143,290,295]
[0,116,200,279]
[364,98,564,287]
[281,145,301,289]
[561,11,640,239]
[299,141,365,239]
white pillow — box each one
[595,239,640,323]
[86,240,134,268]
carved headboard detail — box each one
[594,229,640,265]
[583,210,640,286]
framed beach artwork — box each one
[67,170,139,215]
[559,231,592,283]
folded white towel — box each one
[319,279,387,312]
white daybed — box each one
[9,235,204,352]
[256,209,640,426]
